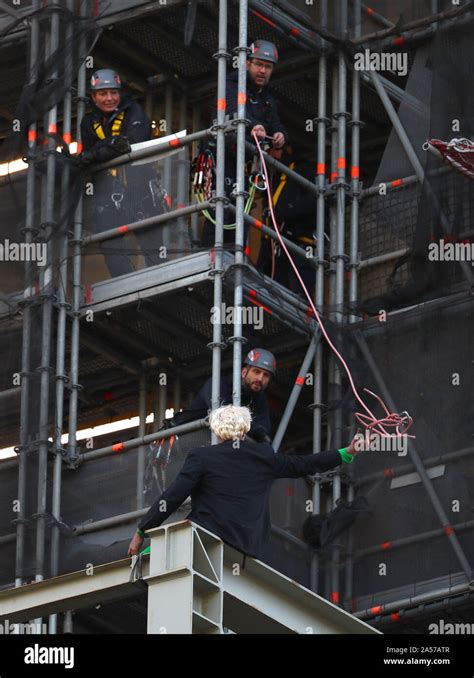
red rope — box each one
[251,131,414,439]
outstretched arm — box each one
[128,449,204,555]
[271,435,361,479]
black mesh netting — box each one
[1,5,100,163]
[0,3,100,302]
[260,292,474,604]
[0,4,100,592]
[0,0,194,593]
[359,12,474,314]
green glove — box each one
[338,447,354,464]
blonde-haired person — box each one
[128,405,360,558]
[208,404,251,441]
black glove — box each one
[106,135,131,156]
[71,150,94,168]
[161,417,177,430]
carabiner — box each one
[111,192,123,210]
[250,173,267,191]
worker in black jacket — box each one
[201,40,288,247]
[171,347,275,442]
[225,39,288,150]
[79,69,168,276]
[128,404,360,558]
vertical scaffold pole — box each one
[177,93,188,254]
[344,0,362,611]
[163,82,173,250]
[153,377,167,430]
[310,0,328,594]
[349,1,361,323]
[68,0,88,466]
[329,62,338,318]
[15,0,40,590]
[35,0,60,589]
[330,0,349,608]
[173,374,181,414]
[49,0,75,634]
[327,17,339,607]
[137,371,147,510]
[231,0,249,407]
[209,0,228,443]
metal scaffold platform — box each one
[0,520,379,634]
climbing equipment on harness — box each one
[192,149,258,230]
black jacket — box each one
[81,94,151,162]
[173,374,271,440]
[274,160,317,238]
[138,439,342,557]
[222,71,288,148]
[226,72,288,139]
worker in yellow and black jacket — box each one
[78,69,169,277]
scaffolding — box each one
[0,0,473,635]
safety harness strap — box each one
[92,110,125,140]
[272,161,295,207]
